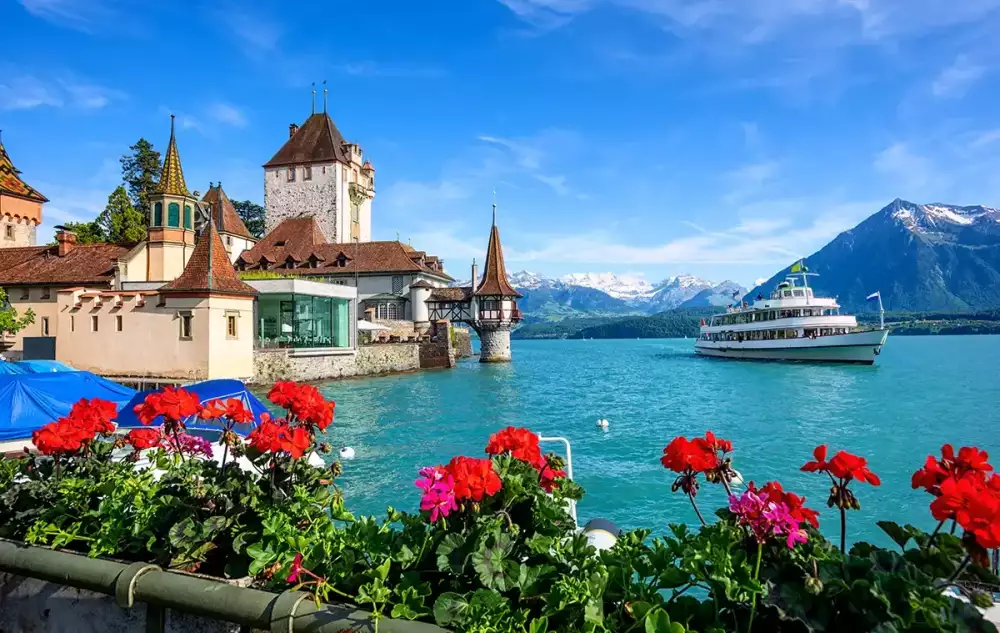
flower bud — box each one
[330,461,343,477]
[805,577,823,595]
[318,442,332,454]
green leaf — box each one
[877,521,912,551]
[390,586,429,620]
[528,616,549,633]
[437,533,468,575]
[433,592,469,627]
[645,609,674,633]
[374,557,391,581]
[659,566,690,589]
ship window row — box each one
[702,327,851,342]
[712,306,839,326]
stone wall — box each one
[452,326,473,358]
[263,161,339,241]
[0,572,239,633]
[479,327,512,363]
[372,319,417,338]
[418,321,454,370]
[1,215,37,248]
[251,344,420,384]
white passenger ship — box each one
[694,270,888,364]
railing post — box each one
[146,603,166,633]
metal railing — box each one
[0,539,446,633]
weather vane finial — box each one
[311,82,316,114]
[322,79,328,113]
[491,188,497,226]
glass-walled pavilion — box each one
[247,279,357,351]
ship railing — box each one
[538,435,577,526]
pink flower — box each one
[786,528,808,548]
[286,553,303,583]
[729,489,808,549]
[416,465,457,522]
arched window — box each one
[153,202,163,226]
[183,205,192,229]
[387,303,399,320]
[167,203,180,227]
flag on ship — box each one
[790,259,808,273]
[866,291,881,301]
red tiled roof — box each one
[0,243,127,286]
[200,184,253,239]
[0,140,48,203]
[161,221,256,296]
[239,216,453,280]
[263,113,349,167]
[409,279,435,289]
[429,286,472,302]
[474,224,521,297]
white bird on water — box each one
[596,418,609,431]
[340,446,356,460]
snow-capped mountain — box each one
[747,199,1000,311]
[456,271,746,320]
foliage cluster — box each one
[1,385,998,633]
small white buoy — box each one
[339,446,356,460]
[596,418,609,431]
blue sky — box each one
[3,0,1000,287]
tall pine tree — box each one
[120,138,161,219]
[99,186,146,244]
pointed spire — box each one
[156,115,190,197]
[160,218,256,296]
[474,201,521,298]
[0,132,48,202]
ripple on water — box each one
[311,336,1000,546]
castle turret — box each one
[0,133,47,247]
[471,203,522,363]
[146,115,197,282]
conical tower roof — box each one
[160,219,256,296]
[200,183,252,239]
[474,210,521,298]
[263,112,349,167]
[155,115,190,197]
[0,136,48,202]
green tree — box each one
[98,186,146,244]
[232,199,265,239]
[120,138,161,216]
[0,288,34,338]
[58,221,106,244]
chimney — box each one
[471,258,478,290]
[56,229,77,257]
[289,123,299,138]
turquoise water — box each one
[318,336,1000,547]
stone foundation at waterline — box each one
[252,345,420,383]
[452,326,473,358]
[478,327,512,363]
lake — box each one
[318,336,1000,547]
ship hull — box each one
[694,329,889,364]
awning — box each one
[357,319,391,332]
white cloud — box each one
[380,180,471,212]
[477,133,579,196]
[0,72,125,111]
[212,3,283,56]
[931,56,987,98]
[207,102,248,128]
[874,142,937,192]
[333,62,447,79]
[723,161,779,203]
[970,129,1000,149]
[18,0,116,32]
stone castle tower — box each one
[262,101,375,244]
[470,204,522,363]
[0,134,47,248]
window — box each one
[41,317,49,336]
[183,205,192,229]
[70,315,75,332]
[4,225,12,239]
[304,165,312,180]
[41,287,50,300]
[168,202,180,227]
[154,202,163,226]
[392,276,404,294]
[116,315,123,332]
[387,302,399,320]
[180,313,193,340]
[226,236,232,247]
[91,315,99,332]
[287,167,296,182]
[20,288,28,300]
[226,314,238,339]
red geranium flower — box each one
[224,398,255,425]
[703,431,733,455]
[447,456,502,502]
[267,381,299,409]
[32,421,86,456]
[486,426,543,465]
[660,436,716,474]
[537,457,567,493]
[267,382,334,432]
[125,428,162,451]
[931,475,982,525]
[281,426,312,460]
[912,445,993,495]
[199,399,227,420]
[759,481,820,528]
[157,386,203,421]
[247,419,286,454]
[67,398,117,435]
[802,445,880,486]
